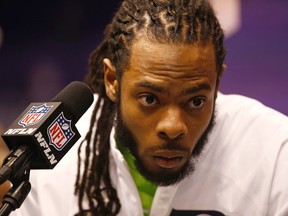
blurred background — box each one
[0,0,287,130]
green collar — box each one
[117,141,157,216]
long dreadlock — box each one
[75,0,226,215]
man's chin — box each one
[135,159,195,186]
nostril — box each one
[156,107,188,140]
[158,131,168,139]
[158,131,185,140]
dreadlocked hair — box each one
[76,0,226,215]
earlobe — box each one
[215,64,227,99]
[221,64,227,77]
[103,58,118,102]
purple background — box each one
[0,0,287,127]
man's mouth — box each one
[153,150,186,169]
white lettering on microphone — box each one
[34,132,58,165]
[4,128,37,135]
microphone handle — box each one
[0,145,34,185]
[0,181,31,216]
[0,203,12,216]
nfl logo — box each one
[47,112,75,151]
[18,104,52,127]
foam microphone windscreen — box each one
[51,81,94,123]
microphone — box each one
[0,81,94,184]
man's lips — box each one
[153,150,186,169]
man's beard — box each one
[115,105,215,186]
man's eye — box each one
[187,97,206,110]
[138,94,158,106]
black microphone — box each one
[0,81,94,184]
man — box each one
[7,0,288,215]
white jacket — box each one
[10,93,288,216]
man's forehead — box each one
[121,37,218,92]
[128,38,216,71]
[131,37,214,58]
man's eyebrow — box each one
[182,83,212,95]
[135,81,169,94]
[135,81,212,95]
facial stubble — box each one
[115,102,215,186]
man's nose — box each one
[156,106,188,140]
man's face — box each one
[107,38,219,185]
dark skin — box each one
[104,37,225,184]
[1,37,224,200]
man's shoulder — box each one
[211,92,288,156]
[170,94,288,215]
[216,93,288,129]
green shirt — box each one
[117,142,157,216]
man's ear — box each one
[220,64,227,77]
[216,64,227,88]
[103,58,118,102]
[215,64,227,98]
